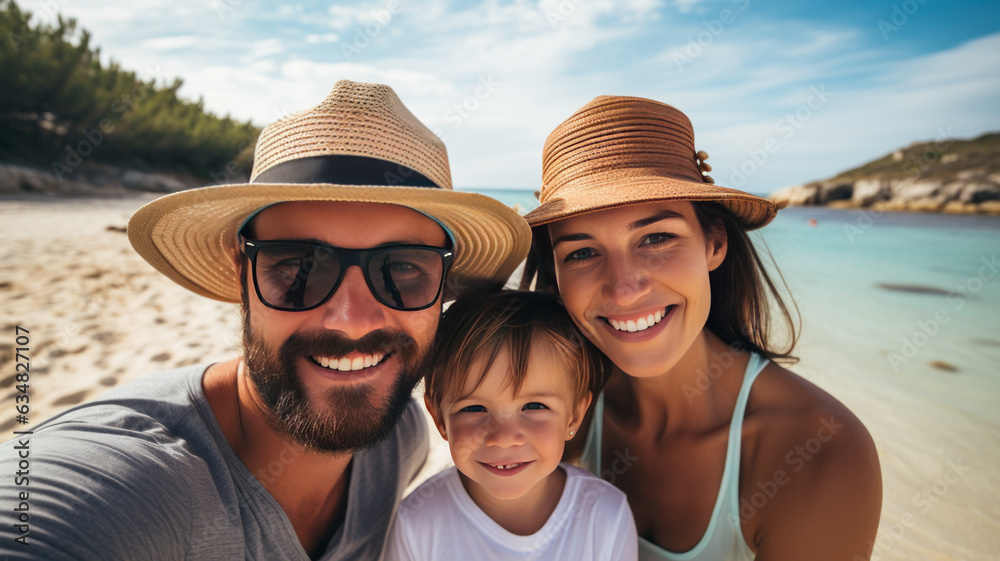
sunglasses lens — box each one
[366,247,445,310]
[253,243,341,310]
[250,242,447,311]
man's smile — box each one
[311,352,388,372]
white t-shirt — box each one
[385,463,638,560]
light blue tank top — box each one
[581,352,767,561]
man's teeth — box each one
[490,463,523,470]
[608,308,668,333]
[314,353,385,372]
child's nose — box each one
[485,417,525,448]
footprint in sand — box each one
[99,376,118,387]
[151,352,171,362]
[0,418,21,433]
[52,389,91,407]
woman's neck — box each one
[605,330,749,434]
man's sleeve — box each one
[0,422,223,560]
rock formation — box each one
[770,132,1000,214]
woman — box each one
[521,95,882,560]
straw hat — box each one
[128,80,531,303]
[524,95,778,229]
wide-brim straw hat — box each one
[128,80,531,303]
[524,95,778,229]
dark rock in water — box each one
[929,360,959,372]
[876,283,950,296]
[974,338,1000,347]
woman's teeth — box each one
[313,353,386,371]
[608,308,668,332]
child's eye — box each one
[563,247,598,262]
[640,233,676,247]
[459,405,486,413]
[522,402,549,411]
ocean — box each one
[461,187,1000,560]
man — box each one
[0,80,530,560]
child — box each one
[385,290,637,560]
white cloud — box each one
[140,35,200,51]
[305,33,341,44]
[247,38,284,60]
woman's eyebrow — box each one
[551,232,593,248]
[551,210,685,247]
[628,210,685,231]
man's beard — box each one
[240,305,424,454]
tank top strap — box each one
[728,351,768,446]
[580,390,605,475]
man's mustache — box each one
[282,329,418,359]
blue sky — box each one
[30,0,1000,193]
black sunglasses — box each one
[241,238,454,312]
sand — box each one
[0,196,996,560]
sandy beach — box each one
[1,195,997,560]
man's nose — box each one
[320,265,387,338]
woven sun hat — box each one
[128,79,531,303]
[524,95,778,229]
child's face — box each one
[429,341,591,503]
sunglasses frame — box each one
[240,237,454,312]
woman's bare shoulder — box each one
[742,362,883,561]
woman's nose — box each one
[602,253,652,308]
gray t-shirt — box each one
[0,364,429,560]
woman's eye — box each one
[564,247,598,262]
[459,405,486,413]
[522,402,549,411]
[641,233,675,247]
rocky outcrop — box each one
[770,133,1000,215]
[0,162,206,196]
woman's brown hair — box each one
[519,201,799,363]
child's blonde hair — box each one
[423,290,606,411]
